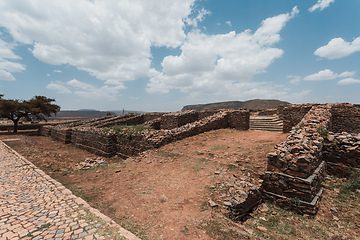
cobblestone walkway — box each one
[0,141,140,240]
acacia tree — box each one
[0,95,60,132]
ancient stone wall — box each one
[323,132,360,177]
[331,103,360,133]
[71,129,117,157]
[251,109,278,116]
[40,109,250,158]
[115,135,150,159]
[159,110,199,130]
[92,113,164,129]
[50,127,72,144]
[143,110,249,147]
[261,104,332,215]
[278,104,312,133]
[38,125,52,136]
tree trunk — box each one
[12,119,19,133]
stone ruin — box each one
[40,103,360,219]
[40,109,249,158]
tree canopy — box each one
[0,95,60,132]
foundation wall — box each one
[331,103,360,133]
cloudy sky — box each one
[0,0,359,112]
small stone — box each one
[180,226,188,234]
[256,226,267,232]
[333,216,339,221]
[208,200,218,208]
[223,201,232,207]
[330,207,338,213]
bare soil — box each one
[1,129,360,240]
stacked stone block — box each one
[323,132,360,177]
[71,129,117,157]
[50,127,72,144]
[261,104,332,215]
[331,103,360,133]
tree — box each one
[0,95,60,132]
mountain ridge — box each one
[181,99,290,111]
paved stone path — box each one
[0,141,140,240]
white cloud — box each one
[314,37,360,59]
[0,0,198,84]
[46,81,71,94]
[147,6,299,100]
[0,69,15,81]
[288,75,302,85]
[309,0,335,12]
[226,21,232,27]
[339,71,356,78]
[54,70,62,73]
[0,38,25,81]
[304,69,357,81]
[185,8,210,27]
[47,79,126,101]
[338,78,360,85]
[304,69,338,81]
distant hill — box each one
[181,99,290,111]
[52,110,144,119]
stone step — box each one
[249,115,283,132]
[250,127,283,132]
[250,121,283,126]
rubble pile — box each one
[73,157,106,170]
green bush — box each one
[317,126,329,139]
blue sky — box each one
[0,0,359,112]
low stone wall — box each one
[159,110,199,130]
[115,135,150,159]
[278,104,312,133]
[331,103,360,133]
[50,127,72,144]
[323,132,360,177]
[146,110,222,130]
[260,104,332,215]
[40,109,250,158]
[39,125,52,136]
[251,109,278,116]
[71,128,117,157]
[143,110,249,147]
[93,113,164,129]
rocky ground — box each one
[1,129,359,240]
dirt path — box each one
[1,130,289,239]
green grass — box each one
[211,144,228,151]
[339,168,360,198]
[197,220,246,240]
[317,126,329,140]
[104,124,153,140]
